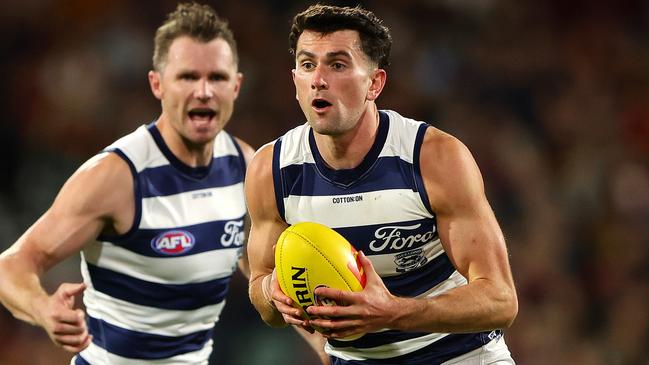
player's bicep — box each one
[422,132,510,282]
[245,144,288,280]
[436,201,508,282]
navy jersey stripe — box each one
[330,332,491,365]
[382,253,456,297]
[99,149,143,243]
[272,138,286,221]
[413,123,433,215]
[87,264,231,310]
[139,155,244,198]
[147,123,212,180]
[334,219,437,255]
[228,134,247,170]
[329,330,430,349]
[279,156,417,197]
[308,112,390,188]
[88,316,212,360]
[108,216,245,257]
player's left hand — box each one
[268,270,316,333]
[305,251,400,339]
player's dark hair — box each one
[153,2,238,71]
[288,4,392,68]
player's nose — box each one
[195,79,214,100]
[311,66,328,90]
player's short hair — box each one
[288,4,392,69]
[153,2,238,72]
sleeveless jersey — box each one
[272,110,501,364]
[74,123,247,365]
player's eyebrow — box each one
[296,50,316,59]
[325,50,352,59]
[296,50,353,60]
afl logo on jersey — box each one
[151,230,195,255]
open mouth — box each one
[312,98,332,110]
[188,108,216,121]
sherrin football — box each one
[275,222,366,339]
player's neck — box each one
[156,118,214,167]
[314,105,379,170]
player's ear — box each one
[149,70,163,100]
[233,72,243,100]
[292,69,299,101]
[366,68,386,101]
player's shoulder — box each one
[421,127,480,186]
[383,109,470,162]
[247,141,274,177]
[233,136,255,155]
[52,151,134,220]
[419,126,485,210]
[244,141,280,217]
[104,124,161,171]
[232,136,256,166]
[74,152,133,187]
[421,126,473,167]
[378,109,462,171]
[276,123,310,149]
[106,124,150,150]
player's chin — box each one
[308,118,345,136]
[187,128,220,145]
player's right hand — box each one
[34,282,92,353]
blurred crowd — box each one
[1,0,648,364]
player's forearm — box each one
[0,255,48,325]
[249,274,288,328]
[394,278,518,333]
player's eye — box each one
[179,73,198,81]
[209,73,228,82]
[301,61,315,70]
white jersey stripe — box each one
[283,189,431,228]
[75,340,213,365]
[140,183,246,229]
[84,288,223,337]
[326,332,451,360]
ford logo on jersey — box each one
[151,230,196,255]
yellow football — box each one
[275,222,366,339]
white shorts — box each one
[441,336,514,365]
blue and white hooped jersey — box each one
[273,110,501,364]
[74,123,247,365]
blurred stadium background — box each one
[1,0,648,364]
